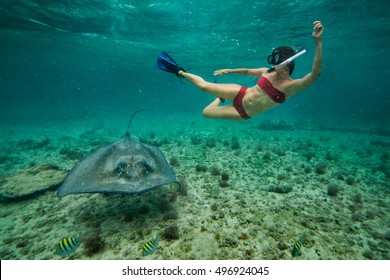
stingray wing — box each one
[57,135,176,197]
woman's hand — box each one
[213,69,231,76]
[312,21,324,40]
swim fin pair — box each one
[156,52,185,77]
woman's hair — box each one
[271,46,296,75]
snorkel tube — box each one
[267,49,306,73]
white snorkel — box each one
[267,49,306,73]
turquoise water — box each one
[0,1,389,260]
[1,0,389,124]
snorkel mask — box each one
[267,49,283,65]
[266,47,306,74]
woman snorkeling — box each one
[156,21,324,121]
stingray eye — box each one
[135,159,153,175]
[115,161,128,178]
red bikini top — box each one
[256,77,286,103]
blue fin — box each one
[156,52,185,76]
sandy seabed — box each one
[0,113,389,260]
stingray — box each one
[57,111,177,197]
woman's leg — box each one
[202,98,244,121]
[179,71,241,100]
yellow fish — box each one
[291,233,308,257]
[142,238,158,256]
[55,236,81,256]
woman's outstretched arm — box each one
[289,21,324,93]
[214,67,268,77]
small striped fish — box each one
[55,236,81,256]
[142,238,158,256]
[291,233,308,257]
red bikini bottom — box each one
[233,87,251,120]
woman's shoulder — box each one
[249,68,268,77]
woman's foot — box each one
[178,70,186,77]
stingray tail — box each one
[126,109,151,135]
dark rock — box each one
[268,184,293,194]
